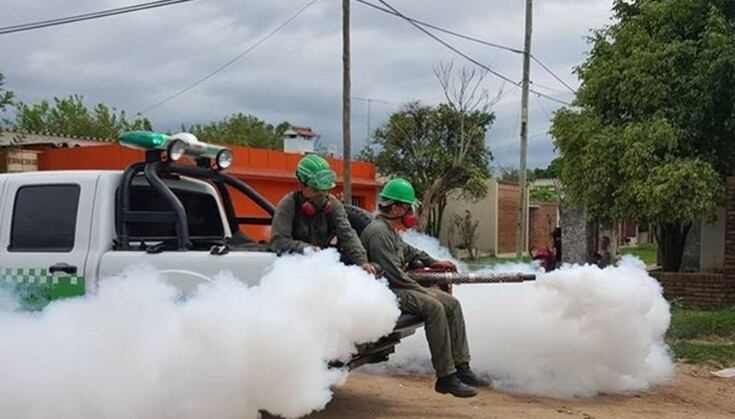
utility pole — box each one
[342,0,352,205]
[367,98,371,143]
[516,0,533,258]
[352,96,390,143]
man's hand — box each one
[361,263,378,275]
[430,260,456,270]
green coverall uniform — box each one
[360,216,471,377]
[270,192,369,266]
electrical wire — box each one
[0,0,196,35]
[357,0,577,102]
[136,0,320,114]
[355,0,523,54]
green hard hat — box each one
[296,154,336,190]
[380,178,417,205]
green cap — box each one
[296,154,336,190]
[380,178,417,205]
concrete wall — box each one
[439,180,498,254]
[439,180,556,257]
[675,207,726,272]
[680,221,702,272]
[560,206,594,264]
[700,207,726,272]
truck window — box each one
[126,186,224,238]
[9,184,80,252]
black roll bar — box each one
[161,163,275,216]
[144,161,191,250]
[116,159,275,251]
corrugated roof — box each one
[0,131,115,147]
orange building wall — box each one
[38,144,380,241]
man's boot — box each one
[435,373,477,398]
[456,363,490,387]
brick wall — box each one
[497,183,521,254]
[726,177,735,281]
[529,202,558,250]
[650,272,735,308]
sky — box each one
[0,0,615,170]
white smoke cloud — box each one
[385,234,673,399]
[400,230,468,272]
[0,288,19,312]
[0,250,400,418]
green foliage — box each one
[361,101,493,202]
[670,341,735,365]
[450,210,480,259]
[13,95,152,139]
[669,308,735,340]
[551,0,735,269]
[529,185,557,203]
[618,243,658,265]
[533,157,563,179]
[185,113,287,149]
[0,71,15,133]
[360,101,493,236]
[498,158,562,184]
[496,167,529,183]
[668,307,735,365]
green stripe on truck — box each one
[0,267,85,310]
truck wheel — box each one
[344,205,374,236]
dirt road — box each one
[307,364,735,418]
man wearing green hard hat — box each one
[270,154,376,274]
[361,178,488,398]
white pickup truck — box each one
[0,132,421,368]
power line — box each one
[354,0,524,55]
[356,0,577,102]
[492,82,519,105]
[137,0,319,115]
[367,0,572,106]
[534,93,555,121]
[0,0,196,35]
[492,129,547,149]
[529,80,572,95]
[352,96,390,104]
[531,55,577,94]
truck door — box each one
[0,174,98,309]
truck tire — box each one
[344,205,374,236]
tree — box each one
[450,210,480,260]
[529,186,557,203]
[13,95,151,139]
[497,158,563,183]
[185,113,288,149]
[361,64,496,237]
[532,157,563,180]
[0,71,14,133]
[551,0,734,271]
[497,167,535,183]
[362,101,494,237]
